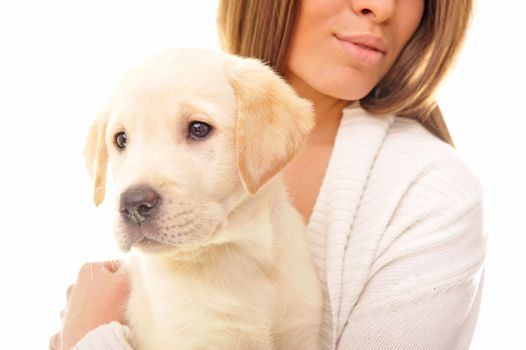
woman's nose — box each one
[350,0,395,23]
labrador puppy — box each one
[84,48,323,350]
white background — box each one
[0,1,524,348]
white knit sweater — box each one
[74,106,487,350]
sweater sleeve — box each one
[337,155,487,350]
[72,322,133,350]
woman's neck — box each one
[285,72,351,146]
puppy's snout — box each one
[120,186,160,225]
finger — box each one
[102,260,123,273]
[49,333,61,350]
[60,309,65,321]
[66,284,74,300]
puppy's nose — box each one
[120,186,160,225]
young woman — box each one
[51,0,486,349]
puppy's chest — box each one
[126,257,278,349]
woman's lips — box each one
[334,33,387,67]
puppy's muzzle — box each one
[120,186,160,225]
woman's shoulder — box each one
[337,108,486,261]
[328,106,484,219]
[361,113,486,263]
[338,107,483,197]
[373,114,484,197]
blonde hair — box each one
[217,0,474,147]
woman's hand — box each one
[50,261,130,350]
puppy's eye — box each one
[188,121,212,140]
[115,132,127,149]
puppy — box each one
[84,49,323,350]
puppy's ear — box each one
[225,57,315,194]
[84,114,108,206]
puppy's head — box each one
[84,49,314,255]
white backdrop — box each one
[0,1,523,348]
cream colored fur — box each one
[84,49,323,350]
